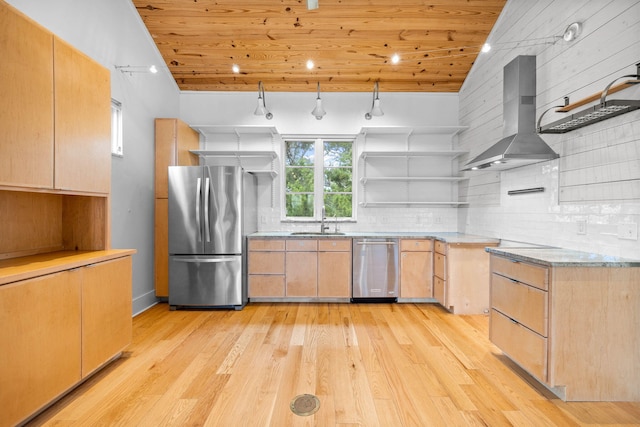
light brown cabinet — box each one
[433,240,496,314]
[0,4,133,423]
[285,239,318,297]
[0,270,82,427]
[248,239,286,297]
[248,238,352,301]
[0,3,110,193]
[489,253,640,401]
[81,257,133,377]
[53,37,111,193]
[0,253,133,427]
[318,239,352,298]
[0,3,54,189]
[399,239,433,299]
[154,118,199,297]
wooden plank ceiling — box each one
[131,0,507,92]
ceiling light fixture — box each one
[364,82,383,120]
[307,0,319,10]
[306,59,315,70]
[391,54,400,64]
[115,64,159,75]
[481,43,491,53]
[232,64,240,73]
[311,82,326,120]
[254,81,273,120]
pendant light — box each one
[254,81,273,120]
[365,82,383,120]
[311,82,326,120]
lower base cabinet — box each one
[81,257,133,377]
[249,238,351,300]
[490,253,640,401]
[0,255,132,426]
[0,270,82,427]
[434,241,497,314]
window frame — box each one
[282,137,356,222]
[110,99,123,157]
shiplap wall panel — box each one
[458,0,640,257]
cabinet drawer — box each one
[248,251,285,274]
[491,274,547,337]
[491,255,548,291]
[286,239,318,252]
[434,240,447,255]
[318,239,351,252]
[249,275,285,297]
[248,239,285,251]
[490,309,547,382]
[400,239,433,252]
[434,252,446,280]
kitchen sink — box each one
[289,231,346,236]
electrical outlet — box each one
[577,219,587,235]
[617,223,638,240]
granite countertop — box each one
[486,247,640,268]
[249,231,500,245]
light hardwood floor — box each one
[29,303,640,426]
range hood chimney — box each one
[463,56,559,171]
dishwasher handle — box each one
[356,241,397,246]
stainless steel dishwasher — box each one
[352,238,399,302]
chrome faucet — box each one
[320,205,329,233]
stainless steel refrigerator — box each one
[168,165,257,309]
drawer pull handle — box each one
[509,278,519,283]
[509,259,519,263]
[510,317,518,324]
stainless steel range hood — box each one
[463,56,559,171]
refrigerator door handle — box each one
[195,177,202,242]
[204,177,211,242]
[173,257,237,263]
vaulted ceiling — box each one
[131,0,507,92]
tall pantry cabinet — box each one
[154,118,200,297]
[0,2,134,426]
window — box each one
[284,138,354,220]
[111,99,123,157]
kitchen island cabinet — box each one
[488,248,640,401]
[399,239,433,300]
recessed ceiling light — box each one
[149,65,158,73]
[391,54,400,64]
[481,43,491,53]
[306,59,315,70]
[232,64,240,73]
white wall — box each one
[7,0,180,314]
[180,91,463,233]
[459,0,640,258]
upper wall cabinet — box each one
[53,38,111,194]
[0,3,111,194]
[358,126,468,207]
[0,4,54,189]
